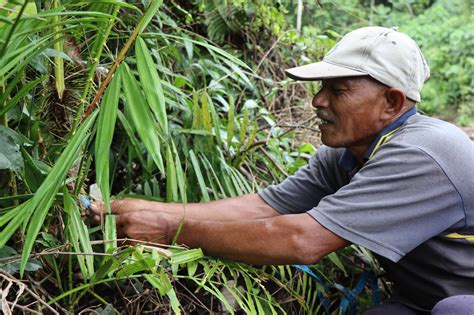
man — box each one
[91,27,474,313]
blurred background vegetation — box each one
[0,0,472,313]
[197,0,473,124]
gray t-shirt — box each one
[259,113,474,311]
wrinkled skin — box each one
[90,199,178,244]
[313,76,414,163]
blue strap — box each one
[294,265,381,315]
[368,272,381,305]
[339,271,381,314]
[293,265,331,314]
[339,271,368,314]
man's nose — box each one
[312,88,329,109]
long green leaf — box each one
[142,32,251,71]
[144,271,181,314]
[18,112,98,276]
[0,77,43,116]
[0,203,29,241]
[121,63,164,173]
[189,150,210,201]
[200,153,226,197]
[165,145,178,202]
[104,215,117,254]
[117,111,148,171]
[64,190,95,279]
[95,69,121,213]
[52,0,64,100]
[171,140,187,203]
[136,36,168,135]
[121,64,164,173]
[138,0,163,34]
[207,95,222,145]
[170,248,203,265]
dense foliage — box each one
[288,0,473,123]
[0,0,471,314]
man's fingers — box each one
[114,213,126,227]
[90,199,123,215]
[89,200,106,214]
[90,198,147,215]
[114,214,128,239]
[91,214,101,224]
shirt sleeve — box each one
[309,142,465,262]
[258,146,345,214]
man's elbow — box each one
[290,235,327,265]
[289,227,348,265]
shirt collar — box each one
[338,107,417,172]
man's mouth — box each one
[317,113,335,125]
[319,117,333,125]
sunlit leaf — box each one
[136,36,168,135]
[95,68,121,215]
[121,63,164,173]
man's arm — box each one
[113,210,349,265]
[177,213,349,265]
[91,193,280,222]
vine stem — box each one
[80,2,157,124]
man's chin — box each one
[320,136,344,148]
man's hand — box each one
[90,201,179,245]
[89,198,155,217]
[115,210,178,245]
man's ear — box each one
[381,88,406,120]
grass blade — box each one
[165,145,178,202]
[121,63,164,173]
[189,150,210,202]
[116,110,148,171]
[95,68,121,214]
[136,36,168,135]
[170,248,204,265]
[142,32,251,71]
[104,215,117,253]
[144,271,182,314]
[226,95,235,152]
[171,140,187,203]
[0,76,43,116]
[138,0,163,35]
[64,190,94,279]
[52,0,65,100]
[18,112,98,276]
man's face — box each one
[312,77,389,156]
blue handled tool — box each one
[79,195,91,210]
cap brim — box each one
[285,61,367,81]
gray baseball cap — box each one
[286,26,430,102]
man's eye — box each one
[331,87,346,94]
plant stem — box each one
[52,0,65,100]
[80,2,159,124]
[88,290,110,307]
[72,4,121,132]
[68,248,73,306]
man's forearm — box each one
[171,213,348,265]
[152,193,280,222]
